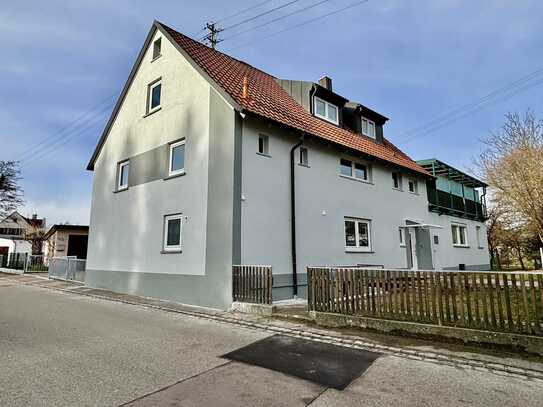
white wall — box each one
[87,28,211,276]
[0,238,31,254]
[240,117,490,279]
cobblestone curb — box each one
[7,275,543,382]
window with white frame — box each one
[314,96,339,124]
[408,178,418,194]
[340,158,370,182]
[392,171,402,190]
[152,38,162,60]
[117,161,130,191]
[451,223,468,247]
[344,218,372,251]
[299,146,308,166]
[476,225,483,249]
[163,214,183,251]
[168,139,185,176]
[147,79,162,113]
[258,134,269,155]
[361,117,376,138]
[399,227,405,246]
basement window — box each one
[152,38,162,60]
[345,217,372,252]
[314,96,339,125]
[163,214,183,252]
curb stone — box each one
[5,275,543,382]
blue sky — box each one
[1,0,542,225]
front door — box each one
[415,228,434,270]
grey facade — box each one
[86,22,490,309]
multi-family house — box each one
[0,211,47,258]
[86,21,489,309]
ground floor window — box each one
[451,223,468,247]
[344,217,372,252]
[163,214,183,252]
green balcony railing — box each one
[427,186,486,221]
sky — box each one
[1,0,542,225]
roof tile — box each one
[160,22,429,177]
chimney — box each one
[318,76,333,91]
[241,76,249,99]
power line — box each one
[19,103,113,168]
[224,0,369,52]
[215,0,273,24]
[17,94,115,162]
[220,0,303,33]
[222,0,331,42]
[396,68,543,146]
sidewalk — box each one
[2,272,543,381]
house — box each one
[86,21,489,309]
[43,225,89,261]
[0,211,46,258]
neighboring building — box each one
[86,21,489,308]
[43,225,89,261]
[0,211,46,257]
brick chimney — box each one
[318,76,333,91]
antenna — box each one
[203,22,223,49]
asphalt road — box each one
[1,276,542,406]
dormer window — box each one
[314,96,338,125]
[361,117,375,138]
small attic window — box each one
[152,38,162,60]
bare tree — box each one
[0,161,24,219]
[478,112,543,245]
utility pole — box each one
[203,22,223,49]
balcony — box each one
[427,186,486,221]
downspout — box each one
[290,135,304,298]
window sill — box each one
[113,187,129,193]
[345,248,374,253]
[339,174,373,185]
[161,249,182,254]
[256,152,271,158]
[143,107,161,118]
[151,54,162,63]
[314,114,339,126]
[163,171,186,181]
[453,244,470,248]
[408,191,419,195]
[400,244,406,248]
[392,187,403,192]
[298,163,310,168]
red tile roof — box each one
[160,22,430,177]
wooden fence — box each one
[232,265,273,305]
[307,267,543,336]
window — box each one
[476,225,483,249]
[408,178,418,194]
[299,146,308,166]
[117,161,130,191]
[340,158,370,182]
[392,172,402,190]
[344,218,372,251]
[399,227,405,246]
[152,38,161,60]
[314,96,339,124]
[163,214,183,252]
[147,79,162,113]
[434,235,439,245]
[451,224,468,247]
[361,117,376,138]
[258,134,269,155]
[168,140,185,176]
